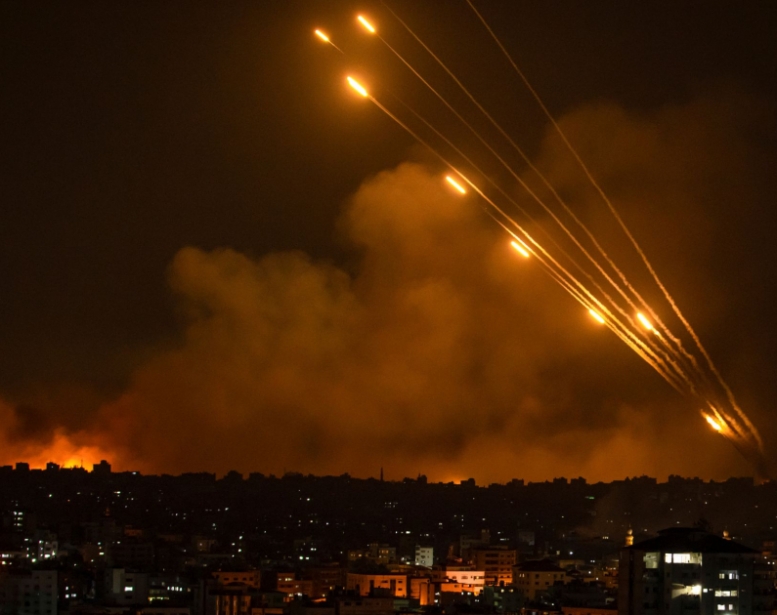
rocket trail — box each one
[365,7,697,389]
[347,75,693,395]
[445,175,467,194]
[589,310,606,325]
[332,12,678,380]
[346,76,369,98]
[510,240,530,259]
[314,29,345,54]
[357,15,376,34]
[324,4,766,476]
[464,1,760,433]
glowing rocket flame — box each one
[510,240,530,258]
[314,29,330,43]
[636,312,653,331]
[445,175,466,194]
[346,76,369,97]
[357,15,376,33]
[705,414,723,432]
[589,309,606,324]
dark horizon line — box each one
[3,461,762,487]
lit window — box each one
[670,553,692,564]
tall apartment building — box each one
[618,527,775,615]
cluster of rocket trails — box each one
[313,5,767,477]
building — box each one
[347,544,397,567]
[309,563,344,599]
[213,571,262,589]
[414,546,433,568]
[337,596,395,615]
[460,530,490,559]
[104,568,150,605]
[92,459,112,475]
[471,547,516,586]
[346,573,407,598]
[110,540,155,569]
[513,560,567,600]
[618,527,775,615]
[368,544,396,566]
[275,572,314,600]
[409,577,434,605]
[0,569,58,615]
[431,566,485,589]
[29,530,58,562]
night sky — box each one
[1,1,776,482]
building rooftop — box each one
[627,527,758,555]
[515,559,564,572]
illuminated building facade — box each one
[471,546,516,586]
[414,545,433,568]
[618,527,775,615]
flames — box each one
[0,429,113,470]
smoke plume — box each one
[4,90,774,482]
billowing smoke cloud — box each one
[3,90,772,481]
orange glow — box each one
[62,456,86,469]
[5,430,112,471]
[636,312,653,331]
[346,76,368,97]
[357,15,376,33]
[510,240,530,258]
[589,309,606,324]
[705,415,722,432]
[445,175,466,194]
[314,29,330,43]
